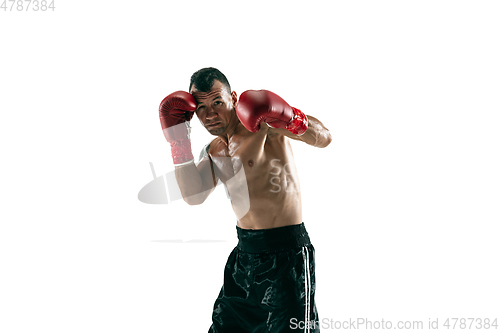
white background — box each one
[1,0,499,332]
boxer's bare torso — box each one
[174,80,331,230]
[209,123,302,229]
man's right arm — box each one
[159,91,218,205]
[174,149,218,205]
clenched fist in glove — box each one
[159,91,197,166]
[236,90,308,135]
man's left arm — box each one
[236,89,332,148]
[268,115,332,148]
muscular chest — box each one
[210,129,263,181]
[210,126,296,188]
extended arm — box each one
[236,89,332,148]
[268,115,332,148]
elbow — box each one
[183,196,204,206]
[182,192,208,206]
[315,131,332,148]
[324,132,333,147]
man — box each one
[159,68,332,332]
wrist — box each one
[163,121,194,165]
[170,139,194,165]
[285,107,308,136]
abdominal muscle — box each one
[213,131,303,230]
[232,183,303,230]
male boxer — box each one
[159,68,331,332]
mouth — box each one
[206,122,221,129]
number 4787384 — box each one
[1,0,55,11]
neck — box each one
[219,111,240,142]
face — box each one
[190,80,238,136]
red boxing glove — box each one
[159,91,197,165]
[236,90,308,135]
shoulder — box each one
[198,140,216,162]
[198,137,228,161]
[208,137,229,157]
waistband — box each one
[236,222,311,253]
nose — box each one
[205,106,217,120]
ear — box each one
[231,91,238,106]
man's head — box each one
[189,68,238,136]
[189,67,231,93]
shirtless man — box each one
[159,68,331,332]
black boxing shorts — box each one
[208,222,320,333]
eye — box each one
[214,101,222,106]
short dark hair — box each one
[189,67,231,93]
